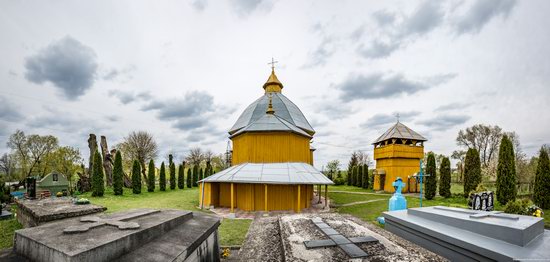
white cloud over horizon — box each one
[1,0,549,169]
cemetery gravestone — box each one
[26,177,36,199]
[383,206,549,261]
[14,208,220,262]
[469,191,494,211]
[15,198,106,227]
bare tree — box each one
[117,131,158,181]
[0,153,16,178]
[100,136,113,186]
[356,151,373,166]
[456,124,502,167]
[87,134,97,174]
[186,147,204,166]
[451,150,466,182]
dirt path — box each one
[234,216,284,261]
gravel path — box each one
[333,199,386,207]
[235,216,284,261]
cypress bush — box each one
[159,162,166,191]
[193,165,199,187]
[205,161,212,178]
[347,168,352,186]
[187,168,192,188]
[439,157,451,198]
[169,162,176,190]
[362,164,369,189]
[200,168,204,182]
[534,148,550,209]
[357,165,363,187]
[113,151,123,195]
[425,153,437,199]
[464,148,482,198]
[177,163,185,189]
[131,160,141,194]
[147,159,155,192]
[351,166,356,186]
[496,135,517,205]
[91,151,104,197]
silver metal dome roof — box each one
[229,92,315,135]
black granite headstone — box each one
[26,177,36,199]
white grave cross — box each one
[64,209,160,234]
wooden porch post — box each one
[324,185,328,208]
[297,185,301,213]
[264,184,268,212]
[318,185,321,203]
[230,183,234,213]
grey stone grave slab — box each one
[15,198,106,227]
[0,210,13,220]
[13,208,220,262]
[383,206,550,262]
[303,217,379,259]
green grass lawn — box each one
[0,186,252,250]
[329,185,548,227]
[218,218,253,246]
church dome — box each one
[229,70,315,136]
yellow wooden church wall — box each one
[231,132,312,165]
[374,144,423,193]
[199,182,313,211]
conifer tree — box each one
[347,167,352,186]
[169,163,176,190]
[193,165,199,187]
[205,161,212,178]
[91,151,104,197]
[362,164,369,189]
[177,162,185,189]
[186,168,192,188]
[357,165,362,187]
[496,135,517,205]
[351,166,357,186]
[159,162,166,191]
[439,157,451,198]
[147,159,155,192]
[113,151,123,195]
[425,152,437,200]
[534,147,550,209]
[464,148,482,198]
[131,160,141,194]
[169,155,176,190]
[200,168,204,182]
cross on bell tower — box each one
[268,57,278,71]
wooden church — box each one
[372,121,427,193]
[199,67,332,213]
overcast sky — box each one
[1,0,549,169]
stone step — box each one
[15,209,193,262]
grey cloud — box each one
[304,36,334,68]
[24,36,98,99]
[230,0,273,17]
[453,0,517,34]
[357,40,401,59]
[191,0,208,11]
[102,65,135,81]
[361,111,420,129]
[435,102,472,111]
[141,91,217,131]
[0,96,24,122]
[110,90,152,104]
[338,72,454,101]
[416,114,470,131]
[402,1,444,36]
[373,10,396,26]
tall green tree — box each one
[91,151,104,197]
[464,148,482,197]
[186,168,192,188]
[131,160,141,194]
[113,151,123,195]
[352,166,357,186]
[425,152,437,199]
[193,165,199,187]
[439,157,451,198]
[534,147,550,209]
[347,167,352,186]
[205,161,212,178]
[177,164,185,189]
[147,159,155,192]
[496,135,517,205]
[169,163,176,190]
[362,164,369,189]
[199,168,204,182]
[357,165,363,187]
[159,162,166,191]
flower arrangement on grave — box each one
[75,198,90,205]
[56,192,63,197]
[221,248,230,259]
[503,199,544,217]
[528,205,544,217]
